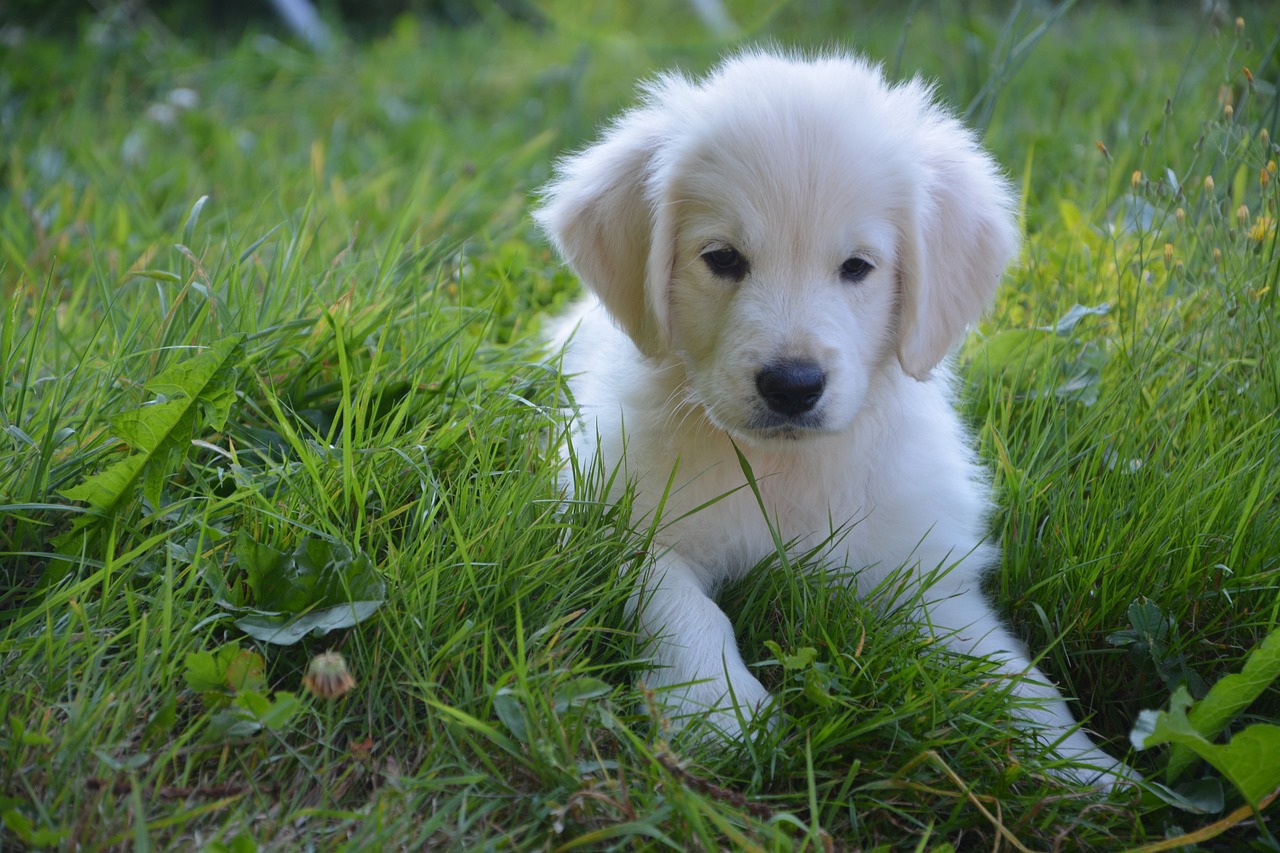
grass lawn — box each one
[3,1,1280,849]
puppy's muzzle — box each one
[755,359,826,418]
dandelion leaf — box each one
[56,335,245,553]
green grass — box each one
[3,1,1280,849]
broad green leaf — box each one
[111,400,194,453]
[1143,777,1225,815]
[295,537,384,603]
[764,640,819,671]
[60,452,148,515]
[236,532,310,613]
[235,533,384,614]
[206,834,261,853]
[1038,302,1110,336]
[255,692,301,730]
[143,695,178,742]
[968,329,1063,387]
[227,534,385,645]
[492,691,529,743]
[1132,686,1280,806]
[232,690,273,720]
[2,807,71,847]
[184,644,265,698]
[552,677,612,714]
[1107,597,1170,652]
[967,323,1106,405]
[234,600,383,645]
[1167,626,1280,779]
[207,709,262,741]
[184,648,232,694]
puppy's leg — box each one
[634,552,771,738]
[923,585,1135,789]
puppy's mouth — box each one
[700,399,831,444]
[744,411,827,440]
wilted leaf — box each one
[224,648,267,693]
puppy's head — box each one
[536,50,1018,442]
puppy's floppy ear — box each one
[896,103,1020,380]
[534,102,678,358]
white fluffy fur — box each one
[536,50,1128,787]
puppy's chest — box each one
[656,451,869,575]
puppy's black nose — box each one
[756,360,826,417]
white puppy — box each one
[537,49,1126,786]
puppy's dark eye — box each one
[701,246,749,282]
[839,257,874,284]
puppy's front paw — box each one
[1042,734,1143,793]
[1056,756,1144,794]
[648,672,773,741]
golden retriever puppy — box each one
[537,49,1129,787]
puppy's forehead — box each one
[670,58,921,180]
[666,57,921,224]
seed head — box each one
[303,651,356,700]
[1204,175,1215,194]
